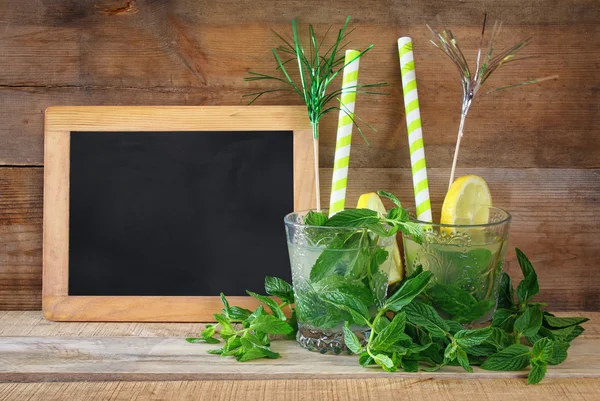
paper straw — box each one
[398,37,432,223]
[329,49,361,217]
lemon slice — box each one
[356,192,404,284]
[441,175,492,226]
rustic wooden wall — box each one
[0,0,598,311]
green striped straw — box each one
[398,37,432,222]
[329,49,361,217]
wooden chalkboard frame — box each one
[43,106,315,322]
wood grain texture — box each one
[0,168,43,310]
[0,1,597,167]
[0,336,598,382]
[2,378,600,401]
[0,311,596,383]
[2,167,599,311]
[42,106,313,321]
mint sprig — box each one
[186,278,297,362]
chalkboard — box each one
[43,106,315,321]
[69,131,294,296]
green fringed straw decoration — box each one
[244,17,387,210]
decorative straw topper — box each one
[245,17,387,211]
[427,14,558,189]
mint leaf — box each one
[386,207,408,222]
[444,341,458,361]
[539,325,580,342]
[240,331,268,349]
[528,360,547,384]
[316,277,372,307]
[457,348,473,373]
[543,315,589,329]
[305,210,328,226]
[246,291,286,321]
[237,346,280,362]
[540,325,584,342]
[400,357,419,372]
[373,353,396,372]
[385,271,433,312]
[377,190,402,208]
[497,272,515,309]
[396,221,423,244]
[446,320,465,334]
[565,325,585,342]
[310,313,341,329]
[370,271,388,308]
[214,313,235,337]
[492,308,517,332]
[514,306,543,337]
[454,327,492,348]
[186,337,220,344]
[343,324,363,354]
[428,283,482,322]
[455,299,495,323]
[198,324,221,343]
[222,346,244,357]
[486,327,514,351]
[201,324,217,338]
[374,316,391,332]
[462,343,498,357]
[481,344,531,371]
[220,293,232,317]
[404,301,450,338]
[227,306,252,321]
[371,312,407,351]
[222,336,243,356]
[264,276,295,304]
[365,222,395,237]
[246,305,266,325]
[321,291,371,326]
[532,337,554,362]
[249,314,293,335]
[325,209,379,228]
[309,232,362,282]
[207,348,223,355]
[515,248,539,305]
[548,341,570,365]
[359,351,375,367]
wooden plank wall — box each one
[0,0,598,311]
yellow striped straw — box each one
[398,37,432,222]
[328,50,361,217]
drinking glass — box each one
[284,210,395,354]
[401,206,511,324]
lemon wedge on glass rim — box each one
[356,192,403,285]
[441,175,492,226]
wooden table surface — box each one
[0,311,598,400]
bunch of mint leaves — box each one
[186,191,588,384]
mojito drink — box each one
[404,229,508,323]
[284,210,395,354]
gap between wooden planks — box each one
[0,311,597,383]
[1,378,600,401]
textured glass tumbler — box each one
[402,206,511,324]
[284,210,395,354]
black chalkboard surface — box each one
[68,131,294,297]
